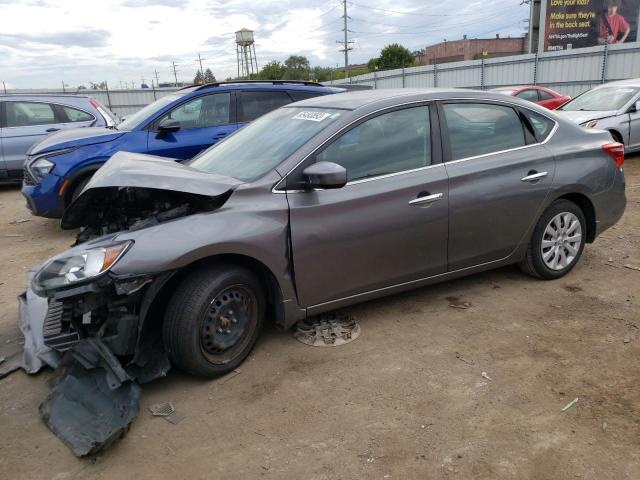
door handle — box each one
[408,193,443,206]
[521,171,548,182]
[213,133,227,140]
[45,128,60,133]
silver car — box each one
[0,94,117,182]
[557,79,640,153]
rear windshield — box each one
[188,107,343,181]
[559,87,639,112]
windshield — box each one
[117,93,184,130]
[560,87,639,112]
[188,107,343,181]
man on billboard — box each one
[599,0,631,44]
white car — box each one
[557,79,640,153]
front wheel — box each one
[163,264,265,378]
[519,200,586,280]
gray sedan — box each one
[557,78,640,153]
[24,89,626,381]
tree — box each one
[367,57,379,71]
[311,66,337,82]
[256,60,286,80]
[284,55,310,80]
[193,70,204,85]
[374,44,415,71]
[89,81,107,90]
[203,68,216,83]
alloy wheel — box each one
[540,212,583,271]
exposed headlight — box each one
[30,158,54,180]
[583,120,598,128]
[33,241,132,292]
[26,148,75,182]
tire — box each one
[163,264,265,378]
[519,199,586,280]
[69,175,93,203]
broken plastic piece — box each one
[149,402,176,417]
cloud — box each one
[121,0,184,7]
[1,0,529,88]
[0,29,111,49]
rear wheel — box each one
[519,200,586,279]
[163,264,265,378]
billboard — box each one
[544,0,640,51]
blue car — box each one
[22,81,343,217]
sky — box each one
[0,0,530,89]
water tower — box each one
[235,28,258,79]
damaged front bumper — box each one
[19,268,174,456]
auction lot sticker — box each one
[292,111,333,122]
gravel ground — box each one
[0,158,638,480]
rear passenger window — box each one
[62,106,94,122]
[6,102,56,127]
[317,106,431,182]
[538,90,554,101]
[522,110,555,141]
[442,103,526,160]
[238,91,292,122]
[288,90,324,102]
[516,90,539,102]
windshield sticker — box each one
[292,111,333,122]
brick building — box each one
[413,34,528,65]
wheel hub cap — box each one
[201,288,251,354]
[541,212,583,271]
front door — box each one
[287,105,449,307]
[146,92,238,160]
[440,101,557,270]
[2,100,61,173]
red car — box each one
[491,85,571,110]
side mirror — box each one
[634,101,640,113]
[156,118,181,139]
[302,161,347,190]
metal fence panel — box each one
[331,43,640,98]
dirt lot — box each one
[0,159,638,480]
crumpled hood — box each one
[61,151,242,230]
[29,127,125,155]
[556,110,618,125]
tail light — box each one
[89,98,100,109]
[602,142,624,168]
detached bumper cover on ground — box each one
[18,269,172,456]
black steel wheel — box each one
[163,264,265,378]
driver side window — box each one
[317,106,432,182]
[157,92,231,130]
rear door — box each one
[54,103,96,130]
[146,92,238,160]
[440,101,557,270]
[237,90,294,125]
[287,104,449,308]
[2,100,62,173]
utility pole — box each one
[154,69,160,88]
[170,61,179,85]
[61,80,66,93]
[2,81,6,94]
[195,53,205,74]
[337,0,354,79]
